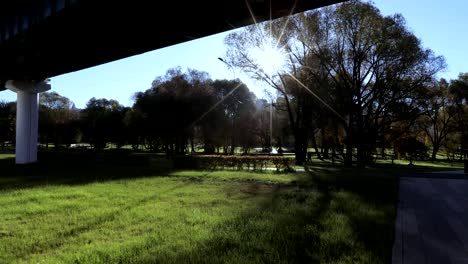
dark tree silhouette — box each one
[0,101,15,150]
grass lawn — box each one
[0,153,14,160]
[305,157,464,173]
[0,152,398,264]
[375,159,464,170]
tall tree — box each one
[449,73,468,160]
[82,98,126,149]
[223,15,329,164]
[211,79,257,154]
[39,92,79,148]
[417,79,456,159]
[299,1,445,166]
[224,0,445,166]
[133,67,219,154]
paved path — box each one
[393,171,468,264]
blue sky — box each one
[1,0,467,109]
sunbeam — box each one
[226,0,343,125]
[273,0,298,50]
[190,82,244,127]
[244,0,258,25]
[286,72,347,122]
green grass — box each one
[167,170,311,184]
[375,159,464,170]
[0,152,398,263]
[0,153,14,159]
[303,155,464,173]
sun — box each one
[250,39,286,76]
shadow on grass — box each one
[98,168,396,264]
[69,184,338,264]
[1,151,398,263]
[306,166,398,263]
[306,161,465,179]
[0,150,175,191]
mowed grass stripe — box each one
[0,177,267,263]
[0,170,397,264]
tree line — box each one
[0,67,279,156]
[0,0,467,167]
[0,70,466,165]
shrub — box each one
[394,137,429,164]
[173,155,294,172]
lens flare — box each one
[212,0,343,127]
[190,82,243,127]
[286,72,346,122]
[250,42,286,76]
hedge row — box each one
[173,155,295,172]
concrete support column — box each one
[5,80,51,164]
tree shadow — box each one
[0,151,176,191]
[127,184,336,264]
[116,169,397,263]
[307,167,398,263]
[0,152,398,263]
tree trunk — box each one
[355,111,367,168]
[344,114,353,167]
[320,129,329,159]
[331,146,336,165]
[295,142,307,165]
[344,123,353,167]
[230,134,235,155]
[311,133,322,160]
[459,130,465,161]
[431,144,440,160]
[323,147,330,159]
[294,128,307,165]
[345,144,353,167]
[357,144,366,168]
